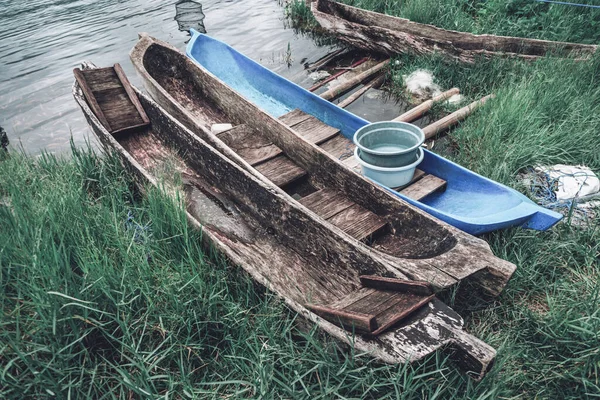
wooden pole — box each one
[319,60,389,101]
[337,73,386,108]
[307,48,345,72]
[393,88,460,123]
[309,57,369,92]
[422,94,494,139]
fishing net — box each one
[175,0,206,34]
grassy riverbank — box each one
[2,111,599,398]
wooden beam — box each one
[73,68,112,131]
[306,48,346,72]
[319,60,389,101]
[399,174,447,201]
[113,63,150,125]
[359,275,433,296]
[309,57,369,92]
[423,94,494,139]
[393,88,459,123]
[337,73,386,108]
[307,304,376,333]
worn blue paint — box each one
[186,30,563,235]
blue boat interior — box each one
[186,30,563,234]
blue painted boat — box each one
[186,30,562,235]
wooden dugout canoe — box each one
[129,34,515,299]
[72,61,499,378]
[312,0,598,63]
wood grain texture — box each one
[337,73,385,108]
[422,95,494,139]
[217,124,280,166]
[306,305,375,333]
[393,88,460,123]
[73,68,112,131]
[360,275,433,296]
[128,35,516,299]
[312,0,598,63]
[399,174,447,201]
[79,62,503,378]
[290,115,341,144]
[114,63,150,125]
[75,66,149,135]
[317,133,355,162]
[298,188,355,219]
[319,60,389,101]
[370,293,435,335]
[327,203,387,241]
[278,109,313,126]
[254,155,307,187]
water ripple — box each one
[0,0,338,154]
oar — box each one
[423,94,495,139]
[393,88,460,122]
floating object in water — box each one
[175,0,206,34]
[184,32,563,234]
[74,60,501,379]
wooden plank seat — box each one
[254,155,307,187]
[216,115,341,189]
[215,124,307,187]
[307,275,435,336]
[278,111,448,201]
[399,174,447,201]
[299,188,387,241]
[73,64,149,135]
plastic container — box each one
[354,147,424,188]
[353,121,425,168]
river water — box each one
[0,0,403,154]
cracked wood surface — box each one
[73,70,497,378]
[129,34,516,299]
[312,0,597,63]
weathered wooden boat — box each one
[183,30,563,235]
[73,61,498,378]
[131,34,516,299]
[311,0,598,62]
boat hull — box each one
[72,63,497,378]
[131,34,517,299]
[312,0,598,62]
[185,31,562,235]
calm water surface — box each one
[0,0,402,153]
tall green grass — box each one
[0,145,490,398]
[1,138,599,397]
[340,0,600,44]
